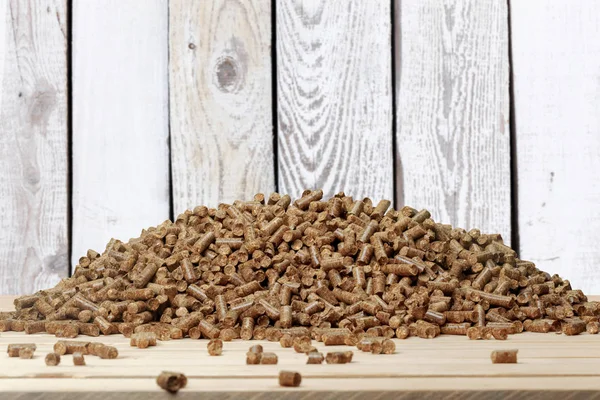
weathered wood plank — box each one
[72,0,170,265]
[277,0,394,203]
[394,0,511,241]
[0,0,68,294]
[511,1,600,292]
[169,0,275,214]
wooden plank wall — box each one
[169,0,275,215]
[511,1,600,293]
[71,0,170,267]
[276,0,394,203]
[1,0,600,294]
[0,0,68,295]
[395,0,511,243]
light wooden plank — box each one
[511,1,600,293]
[276,0,394,203]
[3,379,600,399]
[394,0,511,241]
[3,294,600,399]
[2,294,600,396]
[169,0,275,214]
[71,1,170,266]
[0,0,68,294]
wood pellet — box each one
[279,370,302,387]
[18,347,34,359]
[207,338,223,356]
[490,349,518,364]
[45,352,61,366]
[7,344,36,358]
[156,371,187,393]
[130,332,157,348]
[73,352,86,366]
[3,190,599,344]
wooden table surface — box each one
[1,295,600,399]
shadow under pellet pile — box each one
[4,190,600,341]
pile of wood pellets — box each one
[3,190,600,342]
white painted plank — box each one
[72,1,170,265]
[0,0,68,294]
[395,0,511,241]
[511,1,600,292]
[169,0,275,214]
[277,0,394,203]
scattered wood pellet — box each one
[156,371,187,393]
[45,352,61,366]
[248,344,263,354]
[306,352,324,364]
[73,352,85,366]
[87,343,118,359]
[19,347,34,359]
[130,332,157,348]
[207,339,223,356]
[246,351,262,365]
[382,339,396,354]
[490,349,518,364]
[7,344,36,358]
[259,352,278,364]
[279,371,302,387]
[325,351,352,364]
[54,340,90,355]
[371,341,383,354]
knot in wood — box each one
[214,56,241,93]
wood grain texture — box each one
[276,0,394,203]
[395,0,511,241]
[511,1,600,293]
[0,0,68,294]
[169,0,275,215]
[72,1,170,266]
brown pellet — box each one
[88,343,118,359]
[260,352,278,364]
[325,351,352,364]
[73,352,86,366]
[54,340,90,355]
[7,343,36,357]
[45,352,61,366]
[307,352,324,364]
[321,333,347,346]
[587,321,599,334]
[246,351,262,364]
[490,349,518,364]
[198,320,221,339]
[396,326,410,339]
[293,336,313,353]
[370,341,383,354]
[562,319,587,336]
[130,332,157,348]
[156,371,188,393]
[207,338,223,356]
[280,334,294,348]
[19,347,34,359]
[248,344,263,354]
[381,339,396,354]
[279,370,302,387]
